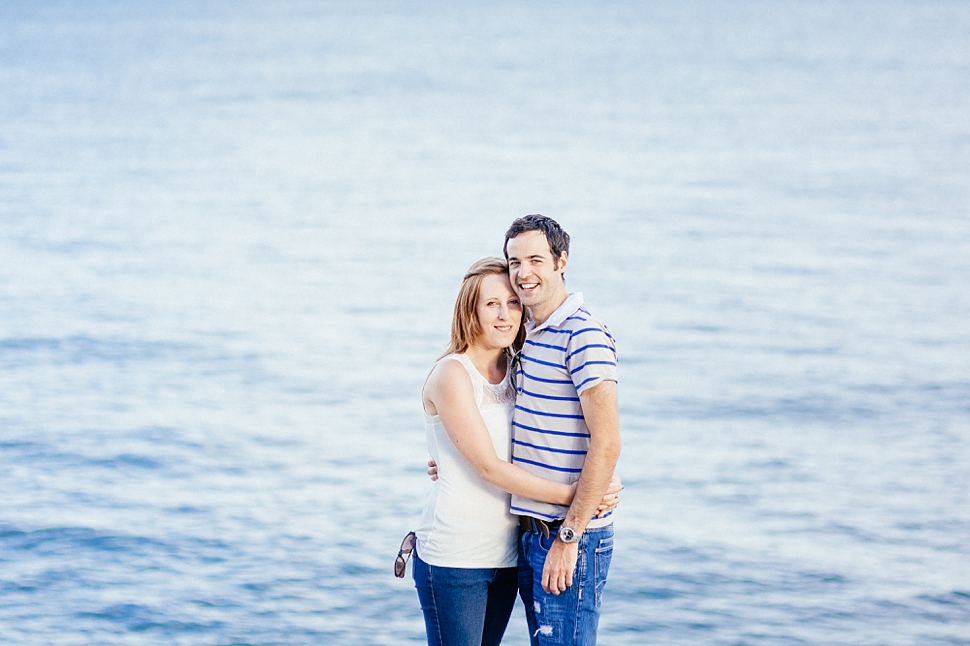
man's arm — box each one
[541,380,621,594]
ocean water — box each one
[1,1,969,644]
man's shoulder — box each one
[555,306,614,342]
[556,303,618,394]
[560,304,609,326]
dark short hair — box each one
[503,214,570,264]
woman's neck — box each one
[463,343,508,385]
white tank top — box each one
[415,353,518,568]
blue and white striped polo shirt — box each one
[511,292,618,528]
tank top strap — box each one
[447,353,515,407]
[449,353,485,407]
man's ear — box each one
[556,252,569,274]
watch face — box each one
[560,527,577,543]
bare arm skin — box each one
[425,359,576,505]
[427,458,623,516]
[541,380,621,594]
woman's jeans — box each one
[518,524,614,646]
[412,550,518,646]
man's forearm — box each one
[540,381,620,595]
[564,381,621,532]
[563,443,620,531]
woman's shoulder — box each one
[432,353,466,372]
[426,354,474,392]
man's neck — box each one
[531,288,569,327]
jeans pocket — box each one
[538,531,557,552]
[593,536,614,609]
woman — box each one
[405,257,618,646]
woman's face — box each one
[475,273,523,350]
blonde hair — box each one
[441,257,526,358]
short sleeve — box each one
[565,322,617,395]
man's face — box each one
[506,230,567,310]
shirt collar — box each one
[526,292,585,334]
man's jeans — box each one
[518,524,614,646]
[412,550,518,646]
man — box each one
[504,214,621,646]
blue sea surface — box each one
[1,1,969,644]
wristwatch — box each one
[558,526,580,544]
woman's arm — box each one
[427,460,624,517]
[427,457,622,517]
[426,359,575,505]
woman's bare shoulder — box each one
[425,355,473,399]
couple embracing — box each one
[397,215,622,646]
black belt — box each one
[519,515,564,539]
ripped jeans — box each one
[517,524,614,646]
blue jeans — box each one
[518,524,614,646]
[412,550,518,646]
